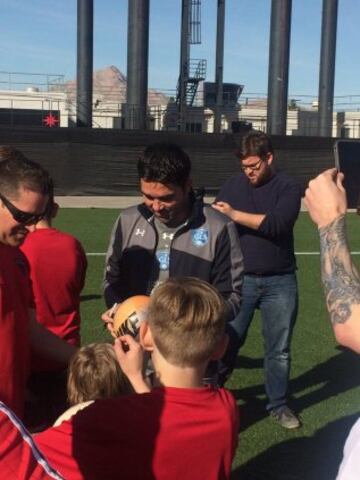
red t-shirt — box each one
[0,244,32,418]
[0,401,63,479]
[20,228,87,370]
[35,386,239,480]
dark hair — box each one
[0,147,53,201]
[137,143,191,188]
[236,131,274,162]
[0,145,26,163]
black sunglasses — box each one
[0,192,46,226]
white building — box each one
[0,87,69,127]
[0,77,359,138]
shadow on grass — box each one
[80,294,102,302]
[231,413,358,480]
[230,348,360,431]
[290,347,360,413]
[235,355,263,369]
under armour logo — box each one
[162,232,174,240]
[135,228,146,237]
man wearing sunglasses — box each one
[0,149,76,420]
[212,131,302,429]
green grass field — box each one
[54,209,360,480]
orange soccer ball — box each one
[113,295,150,338]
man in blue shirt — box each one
[213,131,301,429]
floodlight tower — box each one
[177,0,206,132]
[76,0,93,127]
[126,0,150,130]
[318,0,338,137]
[214,0,225,133]
[267,0,292,135]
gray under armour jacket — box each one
[103,195,243,320]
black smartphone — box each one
[334,139,360,208]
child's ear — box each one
[139,321,154,352]
[210,334,229,360]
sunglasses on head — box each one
[0,192,46,226]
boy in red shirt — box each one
[35,277,239,480]
[20,193,87,429]
[0,401,62,479]
[20,198,87,351]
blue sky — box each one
[0,0,357,100]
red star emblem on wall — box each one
[43,113,59,127]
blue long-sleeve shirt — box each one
[216,171,301,275]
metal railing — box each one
[0,71,65,92]
[1,97,360,137]
[0,80,360,136]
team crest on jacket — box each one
[156,251,170,271]
[191,228,209,247]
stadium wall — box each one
[0,126,335,195]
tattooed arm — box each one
[305,168,360,353]
[319,216,360,352]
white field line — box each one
[86,251,360,256]
[296,251,360,255]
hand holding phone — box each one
[334,140,360,209]
[305,168,347,228]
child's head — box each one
[146,277,227,367]
[67,343,132,405]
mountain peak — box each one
[67,65,168,105]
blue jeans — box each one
[221,273,298,411]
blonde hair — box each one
[148,277,226,367]
[67,343,132,405]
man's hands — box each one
[114,335,150,393]
[104,304,151,393]
[212,201,265,230]
[304,168,347,228]
[212,201,236,221]
[114,335,143,378]
[101,303,119,338]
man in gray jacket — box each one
[103,143,243,327]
